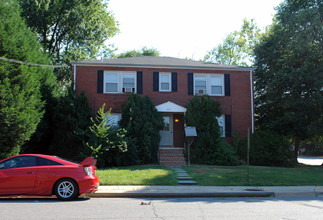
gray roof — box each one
[71,56,255,71]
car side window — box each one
[0,161,6,169]
[37,157,62,166]
[0,156,37,169]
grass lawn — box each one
[97,165,178,185]
[183,165,323,186]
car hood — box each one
[79,157,96,166]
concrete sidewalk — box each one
[90,185,323,198]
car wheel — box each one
[54,178,79,201]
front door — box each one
[160,115,173,146]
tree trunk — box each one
[294,139,300,160]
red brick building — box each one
[72,56,255,166]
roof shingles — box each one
[71,56,254,71]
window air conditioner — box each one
[195,89,206,95]
[123,87,135,93]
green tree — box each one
[19,0,119,83]
[119,94,164,164]
[117,47,160,58]
[47,90,92,159]
[85,104,127,167]
[185,96,238,165]
[23,88,93,160]
[300,136,323,156]
[204,19,261,66]
[254,0,323,158]
[0,0,55,159]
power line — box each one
[0,57,68,68]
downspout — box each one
[73,64,76,93]
[250,70,254,133]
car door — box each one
[0,156,38,195]
[33,157,63,195]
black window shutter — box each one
[225,74,231,96]
[171,72,177,92]
[97,70,103,93]
[137,71,143,94]
[153,72,159,91]
[188,73,193,95]
[225,114,232,137]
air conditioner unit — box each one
[195,89,206,95]
[123,87,135,93]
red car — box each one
[0,154,99,200]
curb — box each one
[1,186,321,199]
[90,191,275,198]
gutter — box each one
[71,63,256,72]
[73,64,76,92]
[250,70,254,133]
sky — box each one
[107,0,283,60]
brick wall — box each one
[73,65,254,140]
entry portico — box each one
[156,101,186,148]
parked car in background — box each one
[0,154,99,200]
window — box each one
[162,116,170,131]
[194,75,207,95]
[105,73,118,93]
[159,73,171,92]
[194,74,224,96]
[104,71,136,93]
[37,157,62,166]
[106,114,122,128]
[122,73,135,92]
[216,115,225,137]
[210,76,223,95]
[0,156,37,169]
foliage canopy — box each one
[19,0,119,83]
[0,0,56,159]
[254,0,323,157]
[117,47,160,58]
[204,19,261,66]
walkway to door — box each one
[171,167,197,185]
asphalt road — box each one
[1,197,323,220]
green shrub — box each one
[236,130,296,167]
[85,104,127,167]
[119,94,164,164]
[210,141,240,166]
[185,95,239,165]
